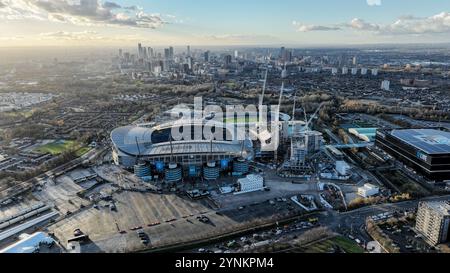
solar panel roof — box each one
[391,129,450,155]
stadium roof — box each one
[111,125,243,157]
[391,129,450,155]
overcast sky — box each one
[1,0,450,47]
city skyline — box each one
[1,0,450,47]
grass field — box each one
[35,140,80,155]
[301,236,365,253]
[75,147,91,157]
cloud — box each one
[292,12,450,35]
[350,12,450,34]
[202,34,281,44]
[348,18,381,31]
[0,0,165,28]
[0,31,153,43]
[103,1,121,10]
[292,21,341,32]
[39,30,103,40]
[367,0,382,6]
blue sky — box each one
[0,0,450,46]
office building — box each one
[138,43,143,58]
[164,48,170,60]
[169,46,174,59]
[375,129,450,181]
[186,56,193,70]
[224,55,232,67]
[148,47,154,59]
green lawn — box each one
[75,147,91,157]
[35,140,80,155]
[302,236,365,253]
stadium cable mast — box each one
[169,132,174,163]
[135,136,141,160]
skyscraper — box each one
[148,47,154,59]
[224,55,232,67]
[280,47,285,60]
[204,51,210,62]
[187,45,191,57]
[164,48,170,60]
[187,56,193,70]
[142,47,148,60]
[169,46,174,60]
[138,43,143,58]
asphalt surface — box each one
[320,194,450,244]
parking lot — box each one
[47,190,305,252]
[33,175,91,215]
[377,218,435,253]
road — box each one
[320,194,450,244]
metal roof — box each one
[0,232,53,253]
[391,129,450,155]
[111,125,243,157]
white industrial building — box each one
[237,174,264,194]
[381,80,390,91]
[342,67,348,75]
[0,232,54,253]
[358,184,380,198]
[335,160,351,176]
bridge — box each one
[326,143,374,149]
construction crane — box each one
[292,90,298,121]
[258,53,272,108]
[259,66,269,107]
[303,102,326,132]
